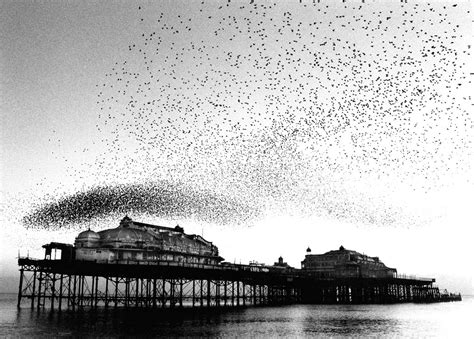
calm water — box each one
[1,293,473,337]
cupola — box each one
[75,229,100,248]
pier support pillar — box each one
[17,268,24,308]
[207,279,211,307]
[236,281,240,306]
[58,274,64,310]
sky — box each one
[1,0,473,294]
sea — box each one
[1,293,473,337]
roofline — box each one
[42,242,74,249]
[132,221,182,233]
[131,221,215,246]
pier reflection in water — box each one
[3,294,473,337]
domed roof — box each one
[99,227,155,246]
[76,229,100,241]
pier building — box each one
[74,216,223,265]
[301,245,397,279]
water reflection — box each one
[3,295,474,337]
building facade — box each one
[73,216,223,265]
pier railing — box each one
[395,273,435,283]
[18,257,437,284]
[18,257,435,285]
[17,256,299,277]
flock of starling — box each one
[23,182,261,229]
[23,1,472,229]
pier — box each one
[17,257,458,310]
[17,217,461,309]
